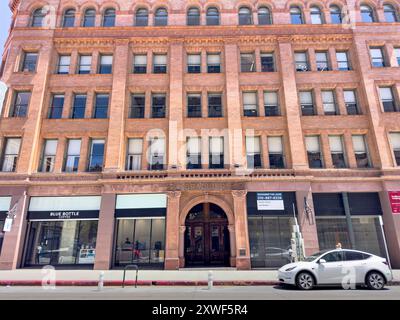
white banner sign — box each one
[3,218,13,232]
[257,193,284,211]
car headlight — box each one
[285,266,297,272]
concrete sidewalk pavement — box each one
[0,269,399,286]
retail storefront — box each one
[313,192,387,258]
[23,196,100,267]
[114,194,167,269]
[247,192,297,268]
[0,197,11,255]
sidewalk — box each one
[0,269,399,286]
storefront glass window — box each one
[0,219,5,254]
[316,217,351,250]
[24,220,98,266]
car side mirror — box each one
[319,259,327,264]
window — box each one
[10,91,30,117]
[310,6,323,24]
[261,53,275,72]
[149,137,165,170]
[1,138,21,172]
[243,92,258,117]
[152,94,166,118]
[31,8,45,27]
[300,91,315,116]
[64,139,81,172]
[389,132,400,165]
[306,136,323,168]
[154,8,168,26]
[88,139,105,172]
[62,9,75,27]
[352,135,370,168]
[187,7,200,26]
[360,5,375,23]
[126,138,143,170]
[370,47,385,67]
[344,90,359,115]
[239,7,253,25]
[207,53,221,73]
[153,54,167,73]
[241,53,256,72]
[187,137,201,169]
[49,94,64,119]
[379,87,397,112]
[290,6,303,24]
[187,93,202,118]
[78,55,92,74]
[336,51,350,70]
[321,251,344,262]
[102,8,115,27]
[316,51,330,71]
[187,54,201,73]
[130,94,145,118]
[395,48,400,66]
[206,7,219,25]
[40,139,57,172]
[329,135,347,168]
[258,7,272,25]
[83,8,96,27]
[246,136,262,169]
[208,93,223,117]
[133,54,147,73]
[20,52,38,72]
[268,136,284,169]
[71,94,86,119]
[322,90,338,115]
[384,4,398,22]
[209,137,224,169]
[99,55,113,74]
[57,55,71,74]
[344,251,367,261]
[135,8,148,26]
[94,94,109,118]
[330,5,342,24]
[264,91,279,116]
[294,52,309,71]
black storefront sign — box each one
[246,192,297,216]
[28,210,100,220]
[115,208,166,218]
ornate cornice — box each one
[54,38,115,48]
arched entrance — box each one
[184,203,230,267]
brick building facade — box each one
[0,0,400,270]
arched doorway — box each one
[184,203,230,267]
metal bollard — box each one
[98,271,104,291]
[208,270,213,290]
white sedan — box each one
[278,249,392,290]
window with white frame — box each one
[370,47,386,67]
[310,6,323,24]
[389,132,400,166]
[148,137,165,170]
[153,54,167,73]
[306,136,323,168]
[1,138,21,172]
[209,137,224,169]
[352,135,370,168]
[99,55,113,74]
[40,139,57,172]
[243,92,258,117]
[294,52,309,71]
[300,91,315,116]
[207,53,221,73]
[268,136,284,169]
[57,55,71,74]
[88,139,105,172]
[336,51,350,71]
[322,90,338,115]
[246,136,262,169]
[64,139,81,173]
[241,53,256,72]
[329,135,347,168]
[264,91,279,116]
[186,137,201,169]
[379,87,397,112]
[126,138,143,171]
[316,51,330,71]
[344,90,359,115]
[78,55,92,74]
[133,54,147,74]
[187,54,201,73]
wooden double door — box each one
[184,203,230,267]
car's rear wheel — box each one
[366,271,385,290]
[296,272,315,290]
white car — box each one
[278,249,392,290]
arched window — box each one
[310,6,323,24]
[239,7,253,25]
[154,8,168,26]
[290,6,303,24]
[360,5,375,22]
[187,7,200,26]
[62,9,76,27]
[330,5,342,24]
[135,8,148,26]
[83,8,96,27]
[258,7,272,25]
[31,8,46,27]
[384,4,398,22]
[206,7,220,25]
[102,8,115,27]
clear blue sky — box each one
[0,1,11,53]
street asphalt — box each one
[0,285,399,300]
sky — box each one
[0,1,11,52]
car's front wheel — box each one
[366,271,386,290]
[296,272,315,290]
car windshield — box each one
[303,250,331,262]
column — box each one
[232,190,251,270]
[178,226,186,268]
[165,191,181,270]
[94,193,116,270]
[228,225,236,267]
[104,39,129,172]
